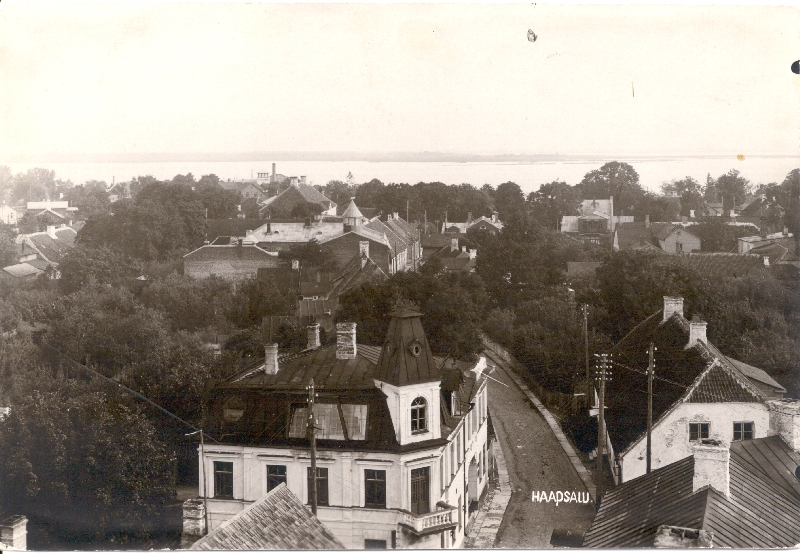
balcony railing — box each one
[400,507,458,535]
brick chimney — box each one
[467,212,473,224]
[687,315,707,348]
[359,241,369,258]
[450,238,458,252]
[784,226,789,237]
[653,526,713,548]
[307,324,320,350]
[766,399,800,452]
[46,225,57,239]
[692,440,729,497]
[461,245,467,253]
[645,215,650,229]
[689,209,695,218]
[763,255,770,267]
[300,176,307,185]
[292,259,300,270]
[0,515,27,550]
[663,296,684,322]
[264,343,279,375]
[469,248,477,259]
[336,322,357,360]
[492,211,498,223]
[181,499,206,547]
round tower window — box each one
[409,341,422,357]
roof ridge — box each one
[611,309,664,352]
[698,342,766,402]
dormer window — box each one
[411,397,427,433]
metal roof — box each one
[585,451,800,548]
[190,483,344,550]
[730,435,800,503]
[375,312,441,386]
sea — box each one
[5,155,799,196]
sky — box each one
[0,3,798,161]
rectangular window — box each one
[213,461,234,499]
[289,404,368,440]
[689,422,710,441]
[365,469,387,508]
[364,539,387,549]
[306,467,329,506]
[733,422,754,441]
[267,465,287,492]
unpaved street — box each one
[486,353,596,549]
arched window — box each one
[411,397,427,433]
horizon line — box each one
[4,151,798,165]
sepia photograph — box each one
[0,2,799,551]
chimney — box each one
[645,215,650,229]
[304,217,311,227]
[291,259,300,270]
[687,315,707,348]
[59,192,64,200]
[682,215,689,225]
[663,296,684,322]
[267,222,271,233]
[300,176,307,185]
[467,212,473,224]
[451,238,458,252]
[492,211,498,223]
[653,526,713,549]
[766,399,800,452]
[336,322,357,360]
[307,323,321,350]
[272,163,276,183]
[359,241,369,258]
[46,225,57,239]
[692,440,730,497]
[264,343,279,375]
[237,238,243,257]
[462,245,467,253]
[729,209,736,217]
[689,209,695,218]
[783,226,789,237]
[0,515,27,550]
[763,255,770,267]
[469,248,477,259]
[393,212,399,221]
[181,499,206,547]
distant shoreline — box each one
[5,152,797,164]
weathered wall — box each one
[620,401,769,482]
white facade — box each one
[0,206,20,225]
[198,359,490,549]
[619,401,770,483]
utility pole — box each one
[307,379,318,515]
[406,199,409,223]
[647,343,655,474]
[201,429,208,534]
[584,305,590,409]
[595,353,611,509]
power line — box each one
[41,341,219,443]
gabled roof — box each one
[247,220,347,244]
[606,310,766,454]
[375,311,441,386]
[614,222,653,250]
[190,483,344,550]
[328,252,388,299]
[584,451,800,548]
[17,227,78,264]
[365,218,409,255]
[2,262,43,279]
[748,241,799,263]
[728,357,787,392]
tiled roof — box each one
[727,358,786,392]
[328,253,388,299]
[421,233,453,249]
[584,452,800,548]
[662,252,764,278]
[297,298,337,317]
[730,435,800,503]
[190,483,344,550]
[183,243,277,261]
[365,218,408,255]
[684,362,762,402]
[606,310,765,454]
[317,226,388,247]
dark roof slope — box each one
[615,222,654,250]
[606,311,764,454]
[727,357,786,392]
[375,311,441,386]
[584,452,800,548]
[190,483,344,550]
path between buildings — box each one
[480,342,596,549]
